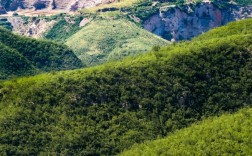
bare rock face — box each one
[7,16,56,38]
[144,3,252,41]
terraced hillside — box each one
[121,108,252,156]
[0,19,252,155]
[0,27,83,79]
[66,18,169,66]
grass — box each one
[66,18,169,66]
[194,18,252,41]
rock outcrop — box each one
[7,17,56,38]
[144,3,252,41]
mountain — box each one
[143,2,252,41]
[121,108,252,156]
[2,1,251,43]
[1,0,251,13]
[0,0,119,12]
[0,27,83,79]
[0,19,252,155]
[65,18,169,66]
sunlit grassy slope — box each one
[120,108,252,156]
[66,18,169,66]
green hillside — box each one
[0,18,12,30]
[0,27,83,79]
[0,42,36,79]
[66,18,169,66]
[121,108,252,156]
[0,19,252,155]
[44,15,83,41]
[194,18,252,41]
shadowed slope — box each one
[0,27,83,79]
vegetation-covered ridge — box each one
[0,19,252,155]
[0,27,83,79]
[66,18,168,66]
[194,18,252,41]
[121,108,252,156]
[0,42,36,80]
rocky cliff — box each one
[144,3,252,41]
[1,0,116,12]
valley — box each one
[0,0,251,67]
[1,18,252,155]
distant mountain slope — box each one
[66,18,169,66]
[121,108,252,156]
[1,0,251,14]
[0,0,120,12]
[0,19,252,155]
[0,27,83,79]
[2,0,251,45]
[143,2,252,41]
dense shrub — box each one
[121,108,252,156]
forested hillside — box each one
[0,19,252,155]
[0,43,36,79]
[0,27,83,79]
[121,108,252,156]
